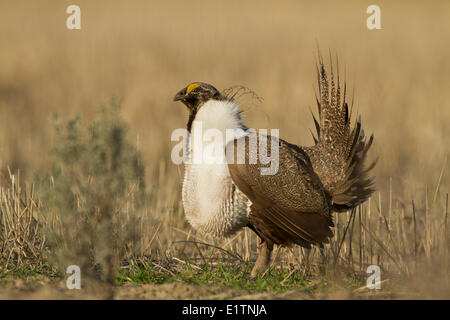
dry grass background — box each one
[0,0,449,298]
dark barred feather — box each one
[306,56,376,212]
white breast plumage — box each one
[181,100,250,238]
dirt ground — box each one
[0,278,422,300]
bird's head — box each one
[173,82,225,111]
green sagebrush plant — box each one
[39,101,146,292]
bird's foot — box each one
[249,239,273,278]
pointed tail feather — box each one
[307,56,376,212]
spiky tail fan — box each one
[308,58,377,212]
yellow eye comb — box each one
[186,83,199,94]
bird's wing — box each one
[226,133,334,247]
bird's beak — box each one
[173,88,187,102]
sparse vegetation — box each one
[39,104,146,296]
[0,169,49,276]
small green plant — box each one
[39,101,146,297]
[117,259,312,293]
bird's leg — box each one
[250,238,273,278]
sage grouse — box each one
[173,59,376,276]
